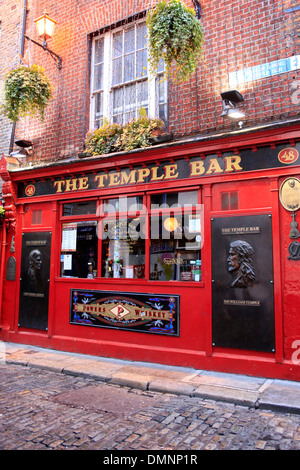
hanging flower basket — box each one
[2,64,53,122]
[146,0,204,82]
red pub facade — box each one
[0,0,300,381]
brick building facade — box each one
[0,0,300,380]
[1,0,299,161]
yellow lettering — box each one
[65,178,78,191]
[151,166,164,181]
[109,172,120,186]
[206,158,223,174]
[137,168,150,183]
[94,174,108,188]
[53,180,65,193]
[189,160,205,176]
[120,170,136,185]
[224,155,242,172]
[164,164,178,179]
[78,176,89,190]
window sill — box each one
[55,276,204,288]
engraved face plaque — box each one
[19,232,51,330]
[279,178,300,212]
[211,215,275,352]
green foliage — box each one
[2,64,53,122]
[146,0,204,82]
[0,206,5,218]
[116,112,164,152]
[84,111,164,156]
[84,119,122,156]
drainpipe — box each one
[9,0,27,155]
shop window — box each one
[59,190,202,281]
[103,196,143,214]
[150,191,202,281]
[221,191,238,210]
[61,221,98,278]
[101,217,146,278]
[90,19,167,128]
[151,190,198,208]
[62,200,97,216]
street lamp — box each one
[34,11,57,46]
[24,11,62,70]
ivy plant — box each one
[2,64,53,122]
[146,0,204,82]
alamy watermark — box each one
[96,199,204,243]
[291,340,300,365]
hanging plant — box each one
[2,64,53,122]
[146,0,204,82]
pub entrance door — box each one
[18,232,52,330]
[211,215,275,352]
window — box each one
[90,19,167,128]
[221,191,238,210]
[62,201,97,216]
[101,195,146,279]
[60,190,202,281]
[61,221,98,278]
[149,191,202,282]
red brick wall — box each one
[0,0,24,155]
[4,0,300,161]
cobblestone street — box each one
[1,363,300,452]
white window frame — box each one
[90,19,167,129]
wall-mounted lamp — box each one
[34,11,57,46]
[10,140,33,166]
[24,11,62,70]
[220,90,246,120]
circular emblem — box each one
[279,178,300,212]
[278,148,299,164]
[25,184,35,197]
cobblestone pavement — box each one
[1,363,300,452]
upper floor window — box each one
[90,19,167,129]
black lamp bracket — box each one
[24,35,62,70]
[192,0,201,19]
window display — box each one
[59,190,202,281]
[101,217,146,278]
[61,221,98,278]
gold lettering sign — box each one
[279,178,300,212]
[51,156,243,194]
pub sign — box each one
[70,289,180,336]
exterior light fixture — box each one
[24,11,62,70]
[34,11,57,46]
[220,90,246,120]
